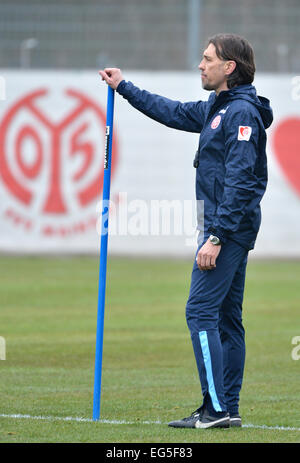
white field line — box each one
[0,413,300,432]
[0,413,160,425]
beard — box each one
[201,76,218,91]
[202,82,216,91]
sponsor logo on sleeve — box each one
[238,125,252,141]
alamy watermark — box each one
[291,76,300,101]
[96,192,204,246]
[291,336,300,360]
[0,76,6,101]
[0,336,6,360]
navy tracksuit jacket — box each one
[117,80,273,415]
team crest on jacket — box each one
[211,115,221,129]
[238,126,252,141]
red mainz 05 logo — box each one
[0,88,118,238]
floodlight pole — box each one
[187,0,201,69]
[20,38,39,69]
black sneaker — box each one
[195,408,230,429]
[229,414,242,427]
[168,408,203,428]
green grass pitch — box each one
[0,255,299,443]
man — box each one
[99,33,273,429]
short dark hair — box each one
[207,33,256,89]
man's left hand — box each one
[196,238,221,271]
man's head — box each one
[199,34,256,94]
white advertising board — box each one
[0,71,299,257]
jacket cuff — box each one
[116,80,127,94]
[208,226,228,245]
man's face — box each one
[198,43,231,94]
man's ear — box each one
[225,60,236,76]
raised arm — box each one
[99,68,206,133]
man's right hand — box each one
[99,68,124,90]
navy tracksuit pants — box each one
[186,238,248,415]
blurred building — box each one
[0,0,299,72]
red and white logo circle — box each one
[211,115,221,130]
[0,88,119,238]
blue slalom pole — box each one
[93,86,115,421]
